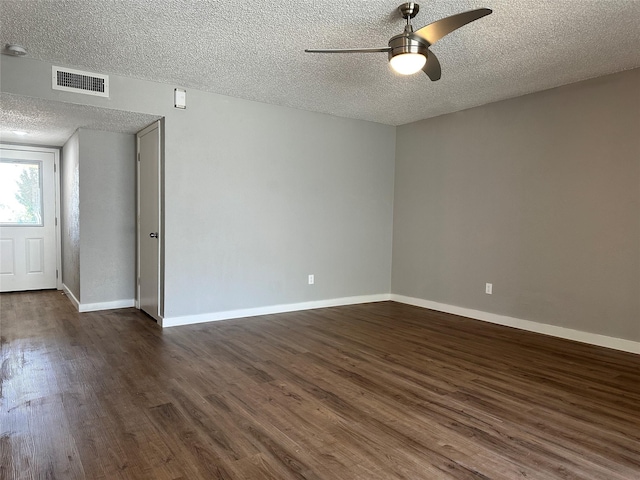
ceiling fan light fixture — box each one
[305,3,493,81]
[389,52,426,75]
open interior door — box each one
[137,121,162,321]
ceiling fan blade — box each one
[423,50,441,81]
[305,47,391,53]
[413,8,492,46]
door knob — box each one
[149,232,158,238]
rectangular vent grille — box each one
[57,71,104,92]
[52,66,109,97]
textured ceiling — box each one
[0,93,160,146]
[1,0,640,126]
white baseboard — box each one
[161,293,392,328]
[391,294,640,355]
[62,283,80,310]
[59,283,637,354]
[61,284,135,313]
[79,299,135,313]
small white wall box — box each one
[174,88,186,109]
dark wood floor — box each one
[1,291,639,479]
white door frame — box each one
[0,143,62,291]
[136,120,163,321]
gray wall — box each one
[78,129,136,304]
[60,128,136,305]
[392,69,640,341]
[61,131,80,299]
[1,56,396,318]
[164,95,395,316]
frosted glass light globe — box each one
[390,53,426,75]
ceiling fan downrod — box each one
[399,2,419,33]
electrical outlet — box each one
[485,283,493,295]
[308,274,315,285]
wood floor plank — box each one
[1,291,639,479]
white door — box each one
[137,121,162,321]
[0,145,60,292]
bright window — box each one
[0,160,43,225]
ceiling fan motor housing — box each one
[388,33,429,62]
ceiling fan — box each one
[305,2,492,80]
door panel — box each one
[137,121,162,321]
[0,239,14,274]
[26,237,44,273]
[0,146,58,292]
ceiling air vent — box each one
[52,66,109,97]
